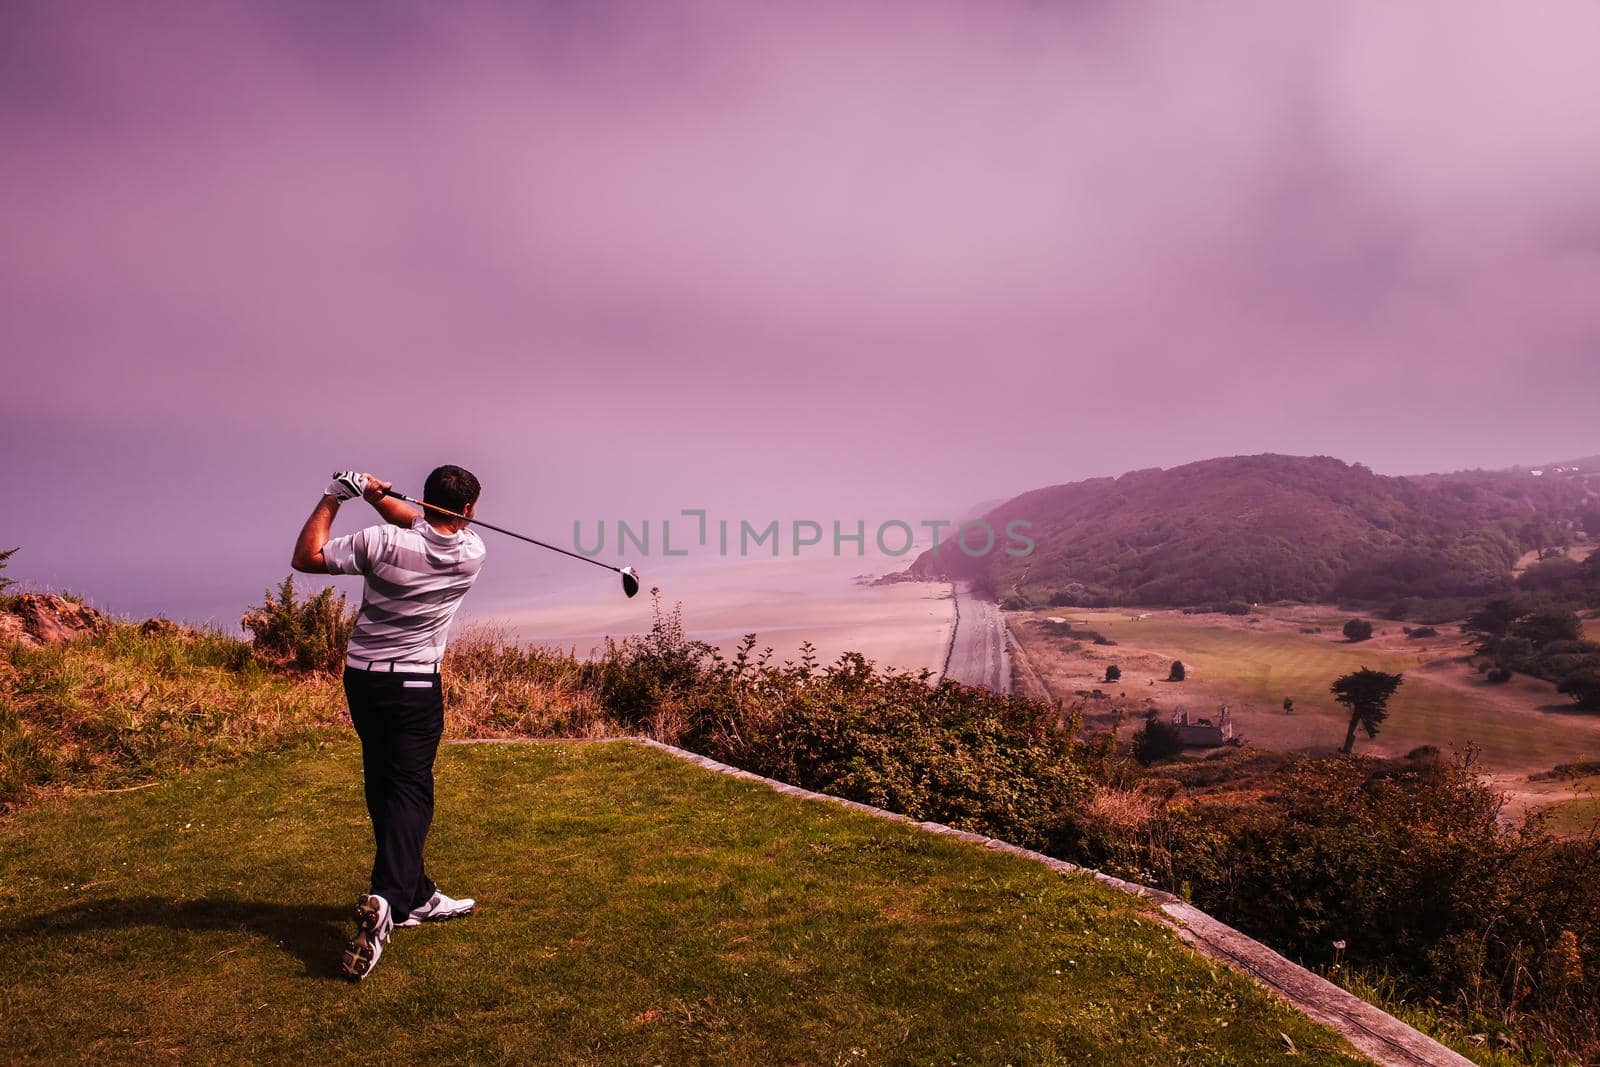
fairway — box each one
[0,741,1364,1065]
[1012,608,1600,773]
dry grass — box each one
[441,623,616,739]
[1,624,346,812]
[1083,785,1161,832]
[1,619,684,815]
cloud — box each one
[3,1,1598,618]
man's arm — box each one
[360,474,420,527]
[291,495,341,573]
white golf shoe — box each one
[398,889,476,927]
[340,894,393,981]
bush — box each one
[1343,618,1374,642]
[688,656,1093,850]
[0,545,17,594]
[241,576,354,673]
[1406,626,1439,639]
[1168,660,1186,682]
[1132,715,1184,765]
[1511,607,1583,649]
[586,595,718,727]
[1486,667,1512,684]
[1382,598,1420,620]
[1181,601,1252,616]
[1559,670,1600,711]
[1078,754,1600,1062]
[1104,665,1121,683]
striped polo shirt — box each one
[323,515,486,666]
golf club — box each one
[375,484,641,598]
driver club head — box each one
[620,566,641,598]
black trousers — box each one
[344,667,444,922]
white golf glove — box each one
[325,471,368,501]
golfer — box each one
[291,466,486,980]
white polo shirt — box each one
[323,515,486,666]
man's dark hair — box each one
[424,465,481,515]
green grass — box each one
[0,741,1366,1065]
[1538,787,1600,837]
[1020,609,1600,772]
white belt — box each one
[346,656,441,674]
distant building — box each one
[1172,706,1234,747]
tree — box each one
[1133,715,1185,764]
[1104,664,1121,683]
[1331,668,1404,754]
[0,545,16,593]
[1465,598,1526,638]
[1048,583,1088,607]
[1559,670,1600,711]
[1509,607,1582,649]
[1343,618,1374,643]
[1168,660,1186,682]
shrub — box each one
[1343,618,1374,642]
[1511,607,1583,649]
[1079,753,1600,1062]
[1104,665,1121,683]
[1132,715,1184,765]
[688,657,1093,850]
[1486,667,1513,684]
[1559,670,1600,711]
[1168,660,1186,682]
[1406,626,1439,639]
[241,576,354,673]
[585,598,716,729]
[1047,583,1088,607]
[0,545,17,593]
[1382,598,1420,620]
[1181,601,1252,616]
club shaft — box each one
[386,491,623,575]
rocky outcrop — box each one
[2,593,108,646]
[0,612,30,647]
[140,617,181,638]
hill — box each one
[6,582,1596,1061]
[909,453,1600,607]
[0,741,1366,1064]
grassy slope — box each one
[0,742,1365,1065]
[1,627,346,810]
[1011,609,1600,773]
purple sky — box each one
[4,1,1598,624]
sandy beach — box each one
[483,550,956,677]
